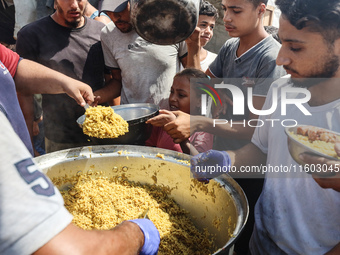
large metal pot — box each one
[35,145,248,254]
[130,0,201,45]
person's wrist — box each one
[194,115,206,132]
[128,219,160,255]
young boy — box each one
[196,1,219,71]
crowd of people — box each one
[1,0,340,254]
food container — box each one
[130,0,201,45]
[35,145,248,255]
[285,125,340,165]
[77,103,159,145]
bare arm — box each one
[227,142,267,178]
[14,59,94,107]
[179,139,200,156]
[94,69,122,105]
[185,27,202,69]
[164,95,265,144]
[34,221,144,255]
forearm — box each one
[193,115,255,140]
[94,79,122,105]
[34,222,144,255]
[227,143,267,178]
[15,59,79,95]
[185,27,202,70]
[180,140,199,156]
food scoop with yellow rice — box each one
[82,106,129,139]
[77,103,159,145]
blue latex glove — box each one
[129,219,160,255]
[190,149,231,182]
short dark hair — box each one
[276,0,340,43]
[175,68,211,97]
[264,25,281,43]
[247,0,268,8]
[175,68,208,80]
[199,1,219,20]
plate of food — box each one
[285,125,340,166]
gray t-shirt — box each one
[209,36,286,150]
[101,22,187,107]
[0,111,72,255]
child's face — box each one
[169,76,192,114]
[198,15,216,48]
[221,0,264,38]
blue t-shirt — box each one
[0,46,34,155]
[209,36,286,150]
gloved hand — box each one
[129,219,160,255]
[190,149,231,183]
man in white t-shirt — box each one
[190,0,340,254]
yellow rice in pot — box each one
[53,173,215,255]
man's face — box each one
[54,0,87,28]
[198,15,216,48]
[276,15,340,88]
[221,0,262,38]
[106,2,133,33]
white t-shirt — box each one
[250,75,340,254]
[201,50,217,72]
[0,112,73,255]
[101,22,187,107]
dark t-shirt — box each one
[16,16,106,143]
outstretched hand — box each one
[63,79,95,107]
[146,109,176,127]
[163,110,192,143]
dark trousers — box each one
[233,178,264,255]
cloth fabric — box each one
[16,16,106,146]
[208,35,285,255]
[210,36,286,151]
[250,75,340,254]
[101,22,187,107]
[0,44,34,155]
[200,50,217,72]
[0,2,16,45]
[146,126,213,154]
[0,111,73,255]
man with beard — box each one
[99,0,188,109]
[190,0,340,254]
[16,0,114,153]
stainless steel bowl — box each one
[35,145,249,255]
[285,125,340,166]
[77,103,159,145]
